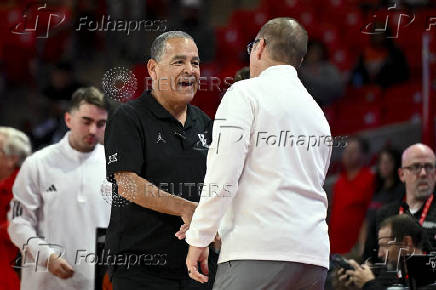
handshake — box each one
[175,201,221,251]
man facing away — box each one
[185,17,332,290]
[8,87,111,290]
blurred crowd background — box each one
[1,0,436,286]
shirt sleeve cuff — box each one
[27,237,56,267]
[185,229,215,247]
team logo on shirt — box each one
[108,153,118,164]
[198,134,207,147]
[46,184,57,192]
[156,132,167,144]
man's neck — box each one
[383,177,394,189]
[68,134,93,153]
[153,92,187,125]
[346,167,361,180]
[406,195,425,213]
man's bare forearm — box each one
[114,172,196,221]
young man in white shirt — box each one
[184,17,332,289]
[8,87,111,290]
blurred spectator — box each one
[32,61,84,149]
[329,137,375,256]
[363,148,405,261]
[0,127,32,290]
[350,32,409,88]
[234,66,250,82]
[175,0,215,62]
[337,214,428,289]
[299,40,345,106]
[43,61,84,102]
[365,143,436,261]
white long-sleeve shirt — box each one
[8,132,110,290]
[186,65,332,269]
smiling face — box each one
[65,102,108,152]
[148,37,200,106]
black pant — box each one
[112,267,215,290]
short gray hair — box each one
[0,127,32,167]
[150,31,194,61]
[257,17,308,67]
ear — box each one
[65,111,72,129]
[298,57,304,68]
[398,167,405,183]
[255,39,267,60]
[147,59,158,80]
[6,155,19,169]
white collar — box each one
[259,65,297,78]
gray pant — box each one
[213,260,327,290]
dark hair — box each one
[380,214,425,250]
[69,87,107,112]
[234,66,250,82]
[257,17,308,67]
[348,136,370,155]
[306,39,329,61]
[374,147,402,192]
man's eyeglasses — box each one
[402,163,436,174]
[247,38,264,55]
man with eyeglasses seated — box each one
[337,214,434,289]
[365,143,436,260]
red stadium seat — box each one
[214,26,246,61]
[260,0,318,34]
[382,82,423,124]
[334,102,382,134]
[229,8,269,42]
[329,44,358,72]
[344,85,383,106]
[262,0,315,17]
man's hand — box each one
[180,202,197,225]
[213,233,221,252]
[47,253,74,279]
[345,260,375,288]
[337,267,354,288]
[175,224,189,240]
[186,246,209,283]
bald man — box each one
[364,143,436,261]
[184,18,331,289]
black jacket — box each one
[364,192,436,262]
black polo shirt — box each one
[104,90,213,279]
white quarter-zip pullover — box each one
[8,132,110,290]
[186,65,332,269]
